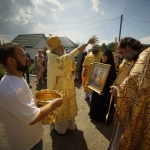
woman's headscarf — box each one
[101,49,115,65]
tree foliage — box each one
[99,42,115,52]
[83,41,116,53]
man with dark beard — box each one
[82,44,102,101]
[109,37,150,150]
[0,42,62,150]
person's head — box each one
[92,44,100,55]
[47,36,64,56]
[0,42,29,73]
[101,49,114,65]
[117,37,143,62]
[44,47,48,52]
[38,49,42,56]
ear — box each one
[126,44,131,51]
[7,57,16,65]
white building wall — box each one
[25,36,77,60]
[25,36,48,60]
[67,47,76,52]
[25,48,37,60]
[35,36,48,49]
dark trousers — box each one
[26,70,30,83]
[30,139,43,150]
[44,69,47,78]
[23,70,30,83]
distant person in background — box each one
[75,52,83,80]
[43,47,48,78]
[23,47,31,85]
[34,49,45,84]
[80,51,87,83]
[89,49,117,124]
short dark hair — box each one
[119,37,143,51]
[0,42,22,66]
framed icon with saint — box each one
[87,62,111,94]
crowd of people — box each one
[0,36,150,150]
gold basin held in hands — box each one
[35,89,63,125]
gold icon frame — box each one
[87,62,111,94]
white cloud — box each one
[0,0,149,47]
[91,0,100,12]
[50,8,57,12]
[26,8,32,14]
[31,0,42,9]
[52,13,57,21]
[100,9,104,15]
[49,0,64,10]
[14,8,33,24]
[139,36,150,44]
[31,24,52,34]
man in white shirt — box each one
[0,42,63,150]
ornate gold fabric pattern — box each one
[116,47,150,150]
[47,49,79,123]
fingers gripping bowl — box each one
[35,89,64,124]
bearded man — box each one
[46,36,87,135]
[82,44,102,100]
[109,37,150,150]
[0,42,62,150]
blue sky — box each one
[0,0,150,50]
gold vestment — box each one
[114,47,150,150]
[47,48,79,123]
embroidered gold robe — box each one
[47,48,79,123]
[114,47,150,150]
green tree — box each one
[99,42,115,52]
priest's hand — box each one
[110,85,118,97]
[78,44,87,53]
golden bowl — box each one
[35,89,62,124]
